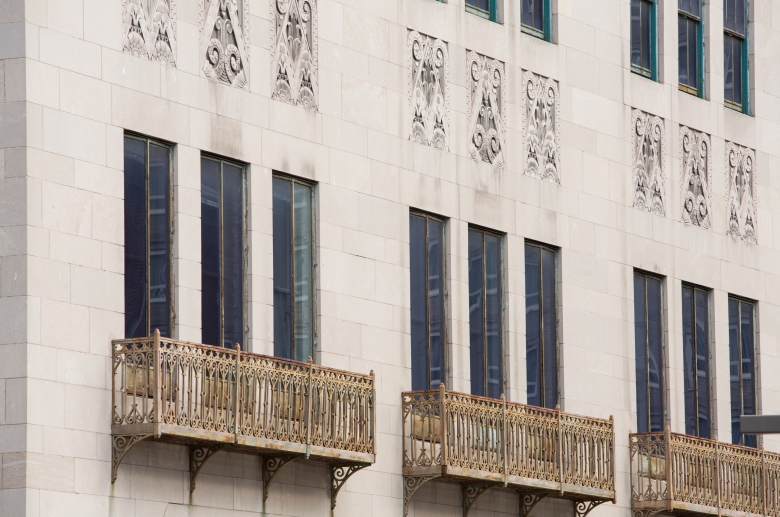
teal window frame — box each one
[521,0,552,42]
[466,0,499,22]
[631,0,659,82]
[678,0,705,98]
[724,0,750,114]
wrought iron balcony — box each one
[112,331,375,508]
[631,428,780,517]
[402,386,615,517]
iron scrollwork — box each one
[111,434,153,483]
[331,464,368,509]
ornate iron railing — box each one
[402,385,615,517]
[112,331,375,508]
[631,428,780,516]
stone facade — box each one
[0,0,780,516]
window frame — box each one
[678,0,705,97]
[524,241,559,409]
[723,0,750,114]
[631,0,659,81]
[634,270,667,433]
[466,0,498,23]
[681,283,713,438]
[123,132,175,339]
[409,210,449,391]
[272,173,318,363]
[468,225,505,399]
[728,295,758,447]
[521,0,552,42]
[200,154,248,349]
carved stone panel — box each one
[408,31,449,150]
[467,51,506,167]
[523,71,560,183]
[726,142,757,243]
[680,126,712,229]
[200,0,249,89]
[272,0,318,109]
[631,109,666,216]
[122,0,177,66]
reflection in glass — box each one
[525,243,558,409]
[521,0,545,35]
[729,297,757,447]
[634,272,665,433]
[682,285,711,438]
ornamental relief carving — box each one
[200,0,249,89]
[122,0,177,66]
[680,127,712,229]
[726,142,757,243]
[272,0,318,109]
[467,51,506,167]
[523,71,560,183]
[631,109,666,216]
[408,31,449,150]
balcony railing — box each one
[631,428,780,517]
[111,331,375,509]
[402,385,615,517]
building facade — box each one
[1,0,780,515]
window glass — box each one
[273,176,314,362]
[634,272,665,433]
[521,0,546,37]
[678,0,701,95]
[631,0,655,78]
[201,156,245,348]
[525,243,558,409]
[466,0,490,13]
[410,213,446,391]
[724,0,748,111]
[729,297,757,446]
[124,135,172,338]
[469,228,503,399]
[682,285,711,438]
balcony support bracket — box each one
[463,484,495,517]
[403,474,441,517]
[189,445,225,493]
[574,500,606,517]
[262,455,298,502]
[111,433,153,484]
[331,464,368,510]
[519,492,548,517]
[630,511,663,517]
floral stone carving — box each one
[201,0,249,89]
[523,71,560,183]
[631,109,666,216]
[272,0,318,109]
[408,31,449,150]
[680,126,712,229]
[726,142,757,243]
[122,0,177,66]
[467,51,506,167]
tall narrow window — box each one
[468,228,503,399]
[410,212,446,390]
[682,285,711,438]
[631,0,657,80]
[634,272,665,433]
[525,243,557,409]
[521,0,551,41]
[466,0,497,22]
[679,0,703,96]
[724,0,748,112]
[124,135,173,338]
[273,175,314,362]
[729,296,757,447]
[201,156,246,348]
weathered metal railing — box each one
[112,331,375,508]
[402,385,615,517]
[631,428,780,516]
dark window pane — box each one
[682,286,696,435]
[469,230,485,397]
[273,178,293,359]
[466,0,490,13]
[124,137,148,339]
[741,301,756,414]
[292,182,313,362]
[729,298,741,443]
[223,163,244,348]
[688,18,698,87]
[428,218,445,388]
[631,0,642,67]
[485,234,502,399]
[410,215,428,391]
[735,0,745,34]
[695,289,710,438]
[733,38,743,106]
[647,277,664,432]
[634,274,649,433]
[201,158,221,346]
[148,144,170,337]
[729,297,756,446]
[541,248,557,409]
[525,245,541,407]
[534,0,543,31]
[641,0,651,70]
[679,15,689,86]
[522,0,534,28]
[724,34,735,103]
